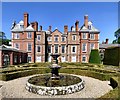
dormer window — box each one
[88,25,92,30]
[20,25,24,29]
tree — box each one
[0,31,11,46]
[112,28,120,44]
[89,49,101,64]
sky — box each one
[1,2,118,43]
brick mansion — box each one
[11,13,100,63]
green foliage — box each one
[110,77,118,89]
[89,49,101,64]
[118,37,120,44]
[103,47,120,66]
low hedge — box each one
[1,68,51,81]
[60,68,114,81]
[0,67,118,81]
[110,77,119,89]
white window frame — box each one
[61,45,66,53]
[54,35,59,42]
[71,56,76,62]
[82,43,87,52]
[28,55,32,63]
[90,43,95,51]
[54,45,59,53]
[72,35,76,41]
[37,35,41,41]
[36,56,41,62]
[14,33,19,39]
[82,33,87,39]
[14,43,19,49]
[27,32,32,39]
[61,37,66,42]
[47,36,51,41]
[48,45,51,53]
[90,33,95,40]
[27,43,32,52]
[37,45,41,52]
[82,55,86,63]
[71,46,76,53]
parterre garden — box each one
[0,62,119,99]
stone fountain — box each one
[26,55,85,95]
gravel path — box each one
[0,74,113,99]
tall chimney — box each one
[24,12,29,28]
[34,21,38,31]
[71,26,74,31]
[84,15,88,28]
[105,38,109,44]
[31,22,38,31]
[64,25,68,33]
[40,25,42,31]
[75,20,79,31]
[48,26,52,31]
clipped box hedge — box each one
[0,68,51,81]
[103,47,120,66]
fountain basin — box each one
[26,73,85,96]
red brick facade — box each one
[11,13,99,63]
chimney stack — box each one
[84,15,88,28]
[71,26,74,31]
[24,12,29,28]
[64,25,68,33]
[105,38,109,44]
[40,25,42,31]
[48,26,52,31]
[31,21,38,31]
[75,20,79,31]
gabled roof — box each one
[51,29,63,34]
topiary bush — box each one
[89,49,101,64]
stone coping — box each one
[26,73,85,96]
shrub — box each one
[110,77,118,89]
[89,49,101,64]
[103,47,120,66]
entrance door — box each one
[71,56,76,62]
[61,56,65,62]
[48,56,51,62]
[36,56,41,62]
